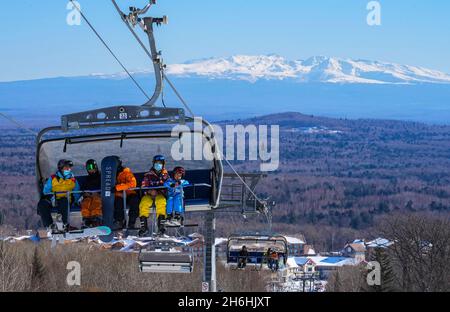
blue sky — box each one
[1,0,450,81]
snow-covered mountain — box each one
[163,55,450,84]
[3,55,450,125]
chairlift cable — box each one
[161,82,167,108]
[161,69,167,108]
[0,112,38,136]
[0,113,92,172]
[162,73,195,117]
[111,0,155,61]
[69,0,151,101]
[220,157,272,229]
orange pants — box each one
[81,194,103,219]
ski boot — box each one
[127,218,137,230]
[174,213,184,226]
[50,214,66,234]
[157,226,166,237]
[92,217,102,228]
[112,220,125,231]
[49,223,60,235]
[82,218,93,229]
[161,213,172,226]
[64,224,79,232]
[138,217,149,237]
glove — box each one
[77,196,84,206]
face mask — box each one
[63,170,72,177]
[88,170,98,176]
[154,163,163,172]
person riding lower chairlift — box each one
[164,166,189,225]
[268,250,279,272]
[238,246,250,269]
[265,248,272,261]
[80,159,102,228]
[113,157,140,231]
[139,155,169,237]
[37,159,81,232]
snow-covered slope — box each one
[161,55,450,85]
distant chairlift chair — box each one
[138,240,194,274]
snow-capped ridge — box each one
[165,55,450,85]
[92,55,450,85]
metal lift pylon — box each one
[203,211,216,292]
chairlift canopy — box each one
[36,108,223,211]
[226,234,289,266]
[227,234,288,253]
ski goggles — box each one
[86,163,97,171]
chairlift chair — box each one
[138,240,194,274]
[226,234,288,271]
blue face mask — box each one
[63,170,72,177]
[154,163,163,172]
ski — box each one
[50,226,111,247]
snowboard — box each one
[100,156,121,242]
[50,226,112,247]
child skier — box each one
[164,167,189,225]
[139,155,169,236]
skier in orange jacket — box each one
[113,158,140,230]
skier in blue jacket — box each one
[164,167,189,224]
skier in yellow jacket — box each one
[37,159,81,231]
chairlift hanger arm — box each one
[111,0,168,108]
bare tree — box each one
[326,266,367,292]
[30,246,47,291]
[0,242,31,291]
[378,214,450,292]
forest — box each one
[1,112,450,251]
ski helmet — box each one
[57,159,73,172]
[173,166,185,178]
[153,155,166,165]
[85,159,98,172]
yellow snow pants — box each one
[139,194,167,218]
